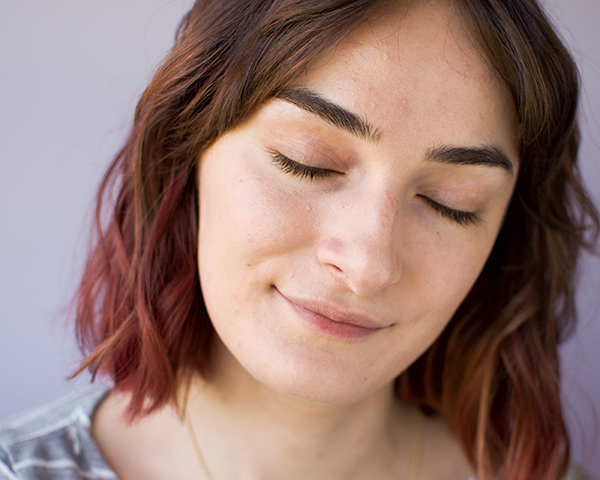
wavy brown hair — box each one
[73,1,599,479]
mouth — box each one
[277,290,386,342]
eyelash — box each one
[269,149,480,227]
[269,150,334,180]
[418,195,481,226]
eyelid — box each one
[418,195,482,227]
[268,147,482,226]
[268,149,336,180]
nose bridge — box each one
[318,184,402,296]
[357,187,398,249]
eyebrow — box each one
[276,88,382,143]
[426,145,515,175]
[276,88,515,175]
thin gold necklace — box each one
[409,408,424,479]
[186,412,213,479]
[185,406,424,480]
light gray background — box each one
[1,0,599,476]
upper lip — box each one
[278,291,387,330]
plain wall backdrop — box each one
[1,0,599,476]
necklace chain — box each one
[185,406,424,480]
[186,412,214,480]
[409,408,424,479]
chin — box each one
[237,348,400,406]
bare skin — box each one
[93,341,474,480]
[92,0,518,478]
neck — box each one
[184,342,419,480]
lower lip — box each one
[282,297,381,342]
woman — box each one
[1,0,598,479]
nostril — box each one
[316,226,401,296]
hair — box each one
[72,1,599,479]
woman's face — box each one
[197,0,518,404]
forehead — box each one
[297,0,519,161]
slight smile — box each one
[276,289,386,342]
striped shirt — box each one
[0,387,116,480]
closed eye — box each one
[418,195,482,226]
[268,149,336,180]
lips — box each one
[277,290,386,342]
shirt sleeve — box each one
[0,442,19,480]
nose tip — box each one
[317,235,401,296]
[316,187,402,296]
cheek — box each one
[239,180,316,254]
[402,223,498,321]
[197,155,319,294]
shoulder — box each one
[0,386,118,480]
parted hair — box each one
[73,1,599,479]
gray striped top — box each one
[0,387,116,480]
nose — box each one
[316,189,402,296]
